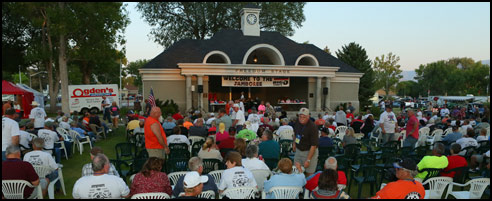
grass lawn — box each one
[54,123,127,199]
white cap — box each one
[183,171,208,188]
[233,104,239,108]
[31,101,40,106]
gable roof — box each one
[142,30,361,73]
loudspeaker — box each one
[197,85,203,93]
[323,87,328,95]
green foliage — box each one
[396,80,421,98]
[415,58,490,96]
[374,52,402,100]
[335,42,375,109]
[155,99,179,117]
[137,2,306,48]
[125,59,149,90]
[369,105,382,120]
[10,72,29,84]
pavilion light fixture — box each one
[253,51,258,63]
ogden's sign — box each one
[222,76,289,87]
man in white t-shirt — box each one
[18,119,33,151]
[232,104,245,131]
[440,105,450,117]
[205,113,216,126]
[456,129,479,156]
[23,137,59,196]
[277,118,294,140]
[416,108,423,120]
[73,153,130,199]
[167,129,191,146]
[242,145,270,171]
[59,116,71,131]
[2,108,20,161]
[379,105,398,144]
[37,121,63,162]
[101,96,112,124]
[218,151,257,195]
[29,101,47,130]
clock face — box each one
[246,14,257,25]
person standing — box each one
[379,105,398,144]
[231,104,245,131]
[403,109,420,148]
[101,96,112,124]
[347,102,356,114]
[110,102,120,129]
[29,101,47,133]
[2,108,20,161]
[2,100,12,116]
[293,108,319,177]
[334,106,347,127]
[144,107,170,159]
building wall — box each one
[143,80,187,113]
[330,82,360,113]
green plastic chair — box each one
[348,164,379,199]
[165,157,189,174]
[169,143,190,158]
[202,159,223,174]
[279,139,293,158]
[264,158,279,170]
[191,140,205,157]
[110,159,130,183]
[115,142,137,165]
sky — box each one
[123,2,490,71]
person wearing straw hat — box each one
[29,101,47,133]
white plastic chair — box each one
[445,178,490,199]
[2,180,40,199]
[219,186,258,199]
[209,170,224,187]
[56,127,74,156]
[129,174,136,185]
[131,192,170,199]
[442,128,453,136]
[400,130,407,148]
[262,186,303,199]
[178,190,215,199]
[167,171,188,187]
[370,127,382,146]
[32,164,66,199]
[427,129,443,149]
[278,129,294,140]
[335,126,348,140]
[417,128,429,148]
[251,169,272,190]
[422,176,453,199]
[69,130,92,155]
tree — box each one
[373,52,402,100]
[335,42,375,109]
[415,60,457,96]
[125,59,149,90]
[396,80,420,98]
[137,2,306,48]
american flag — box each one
[149,87,156,108]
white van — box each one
[68,84,119,114]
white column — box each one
[316,76,322,112]
[197,75,203,111]
[186,75,192,111]
[325,77,331,111]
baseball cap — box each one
[298,108,309,116]
[183,171,208,188]
[393,158,417,171]
[44,121,54,128]
[19,119,31,127]
[233,104,239,108]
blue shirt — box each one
[319,136,333,148]
[162,122,176,130]
[71,127,87,139]
[263,173,306,199]
[172,174,217,198]
[258,140,280,159]
[442,132,462,144]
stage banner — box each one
[222,76,289,87]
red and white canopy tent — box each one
[2,80,34,118]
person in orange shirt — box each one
[314,114,325,127]
[372,158,425,199]
[183,117,194,130]
[144,107,169,159]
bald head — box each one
[150,107,162,119]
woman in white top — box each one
[218,151,257,194]
[198,137,223,161]
[241,144,270,171]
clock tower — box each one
[240,5,261,37]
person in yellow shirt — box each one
[415,142,448,179]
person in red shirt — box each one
[217,127,236,157]
[305,157,347,191]
[441,143,468,177]
[346,110,354,124]
[403,109,419,148]
[2,145,40,199]
[172,112,184,121]
[372,158,425,199]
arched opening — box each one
[203,51,231,64]
[295,54,319,66]
[243,44,285,65]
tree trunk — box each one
[42,9,57,113]
[80,60,91,84]
[59,2,70,115]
